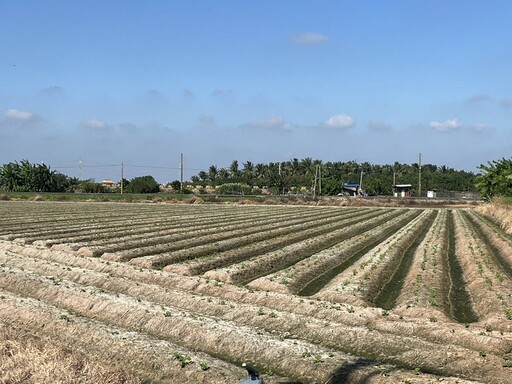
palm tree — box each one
[198,171,208,183]
[229,160,240,181]
[242,161,255,185]
[0,163,21,191]
[218,168,229,182]
[208,165,218,183]
[251,163,266,187]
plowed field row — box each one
[1,201,511,383]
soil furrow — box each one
[371,210,438,309]
[296,210,423,297]
[446,210,479,323]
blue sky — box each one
[1,0,512,182]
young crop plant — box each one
[313,355,324,364]
[173,352,193,368]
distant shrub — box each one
[125,176,160,194]
[218,183,252,195]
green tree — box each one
[169,180,182,191]
[208,165,218,183]
[475,158,512,200]
[242,161,255,185]
[229,160,240,181]
[125,175,160,194]
[0,160,71,192]
[77,180,109,193]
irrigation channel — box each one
[0,201,511,384]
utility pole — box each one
[180,153,184,190]
[392,170,396,197]
[319,165,322,195]
[359,170,364,196]
[121,162,124,194]
[418,153,422,198]
[79,157,83,180]
[313,165,319,198]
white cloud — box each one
[243,116,292,131]
[428,118,461,132]
[292,32,328,45]
[367,120,392,131]
[326,114,354,129]
[81,118,109,129]
[4,108,36,122]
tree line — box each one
[0,160,160,194]
[475,158,512,200]
[2,158,511,199]
[0,160,79,193]
[189,158,477,196]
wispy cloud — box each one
[198,115,216,125]
[119,122,138,133]
[325,114,354,129]
[147,89,164,98]
[242,116,292,131]
[466,94,489,103]
[500,99,512,108]
[212,89,233,97]
[39,86,64,95]
[182,89,195,98]
[470,123,494,134]
[81,118,109,129]
[428,118,461,132]
[292,32,328,45]
[367,120,392,131]
[4,108,38,123]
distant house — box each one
[393,184,412,197]
[340,183,363,197]
[101,179,115,189]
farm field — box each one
[0,201,511,383]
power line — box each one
[54,163,206,171]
